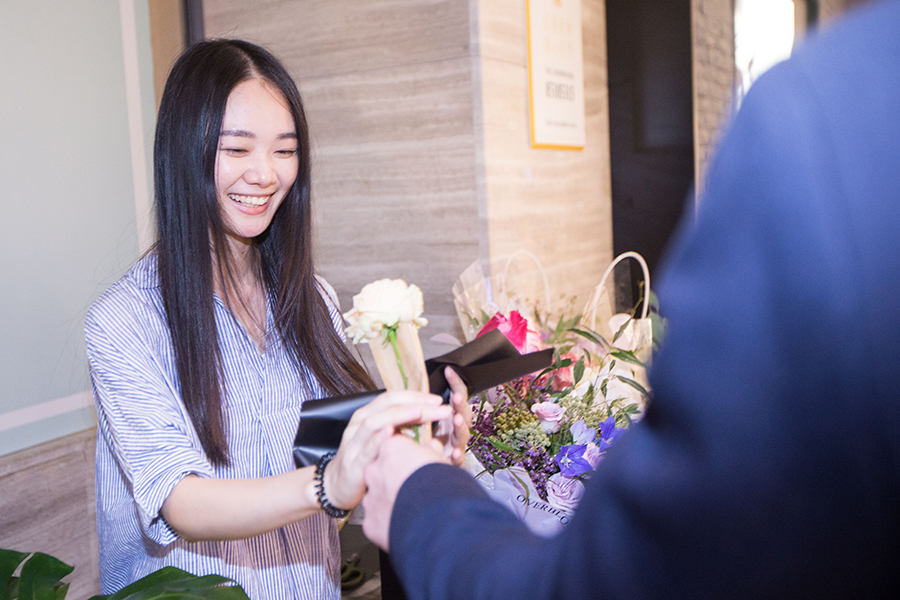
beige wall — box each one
[478,0,613,313]
[204,0,614,363]
[204,0,482,363]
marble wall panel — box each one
[477,0,614,314]
[205,0,483,354]
[301,58,481,318]
[204,0,472,80]
[0,429,98,599]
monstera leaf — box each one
[87,567,250,600]
[2,549,249,600]
[1,549,72,600]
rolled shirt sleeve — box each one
[86,281,215,545]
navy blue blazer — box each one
[388,1,900,598]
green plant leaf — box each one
[88,568,249,600]
[608,349,645,367]
[570,327,608,348]
[488,438,517,454]
[616,376,650,397]
[612,317,631,343]
[52,583,69,600]
[573,356,585,385]
[2,549,30,600]
[6,578,18,600]
[17,552,73,600]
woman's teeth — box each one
[229,194,271,207]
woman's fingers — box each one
[342,390,440,441]
[443,367,472,466]
[361,402,452,435]
[444,366,468,398]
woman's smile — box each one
[215,78,299,246]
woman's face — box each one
[215,78,299,246]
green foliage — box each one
[1,549,250,600]
[2,549,29,600]
[88,567,249,600]
[1,551,71,600]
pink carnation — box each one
[531,401,566,433]
[546,473,585,512]
[477,310,543,354]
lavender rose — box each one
[531,401,566,434]
[546,472,585,512]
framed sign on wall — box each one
[527,0,586,150]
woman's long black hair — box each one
[155,39,374,466]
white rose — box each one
[343,279,428,344]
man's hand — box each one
[362,434,448,551]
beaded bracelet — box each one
[314,452,351,519]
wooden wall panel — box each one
[0,429,98,599]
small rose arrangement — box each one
[344,279,430,441]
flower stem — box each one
[387,326,419,443]
[387,327,408,389]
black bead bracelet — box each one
[314,452,351,519]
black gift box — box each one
[292,329,554,467]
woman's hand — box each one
[432,366,472,466]
[323,390,452,511]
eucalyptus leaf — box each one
[573,356,585,385]
[617,376,650,397]
[18,553,73,600]
[570,328,608,348]
[608,349,645,367]
[488,438,517,453]
[612,318,631,343]
[1,549,29,600]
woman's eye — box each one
[221,147,248,156]
[276,149,298,157]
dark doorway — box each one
[605,0,695,310]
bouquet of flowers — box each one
[455,254,665,536]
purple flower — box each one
[597,415,626,451]
[570,419,595,445]
[532,402,566,433]
[583,442,602,469]
[546,473,586,512]
[554,444,592,478]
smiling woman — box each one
[215,79,299,245]
[83,39,468,600]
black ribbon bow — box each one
[292,329,554,467]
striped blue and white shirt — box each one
[85,254,343,600]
